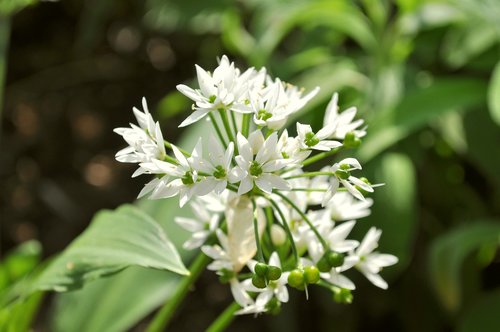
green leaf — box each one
[369,153,417,273]
[429,222,500,312]
[33,205,188,292]
[0,292,44,332]
[488,61,500,126]
[359,78,488,162]
[0,0,36,16]
[0,240,41,292]
[459,289,500,332]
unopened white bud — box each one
[271,224,287,246]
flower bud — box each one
[218,268,235,284]
[343,132,361,149]
[267,266,282,281]
[270,224,287,246]
[265,297,281,315]
[287,269,304,289]
[317,256,331,272]
[252,274,267,289]
[303,266,320,284]
[255,263,268,278]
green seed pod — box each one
[252,274,267,289]
[255,263,269,278]
[267,266,282,281]
[317,256,331,272]
[333,288,353,304]
[304,266,320,284]
[327,251,345,268]
[287,269,304,289]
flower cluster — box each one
[114,55,397,315]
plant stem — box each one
[301,148,340,167]
[206,302,240,332]
[0,15,11,141]
[266,197,299,267]
[209,112,228,149]
[164,140,190,157]
[275,192,329,250]
[230,110,239,134]
[251,199,264,262]
[146,252,210,332]
[284,171,335,180]
[218,109,237,151]
[241,113,251,137]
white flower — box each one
[232,131,291,195]
[323,93,366,139]
[307,220,359,263]
[282,82,320,115]
[352,227,398,289]
[323,256,358,290]
[296,122,342,151]
[114,98,166,176]
[327,192,373,221]
[250,80,290,130]
[277,130,311,166]
[175,199,219,250]
[189,137,236,194]
[322,158,374,205]
[176,55,254,127]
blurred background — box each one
[1,0,500,331]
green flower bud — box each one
[265,297,281,315]
[252,274,267,289]
[333,288,353,304]
[327,251,345,268]
[287,269,304,289]
[218,268,235,284]
[267,266,282,281]
[304,266,320,284]
[343,132,361,149]
[317,256,331,272]
[255,263,268,278]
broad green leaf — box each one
[488,61,500,126]
[0,292,43,332]
[0,240,41,292]
[0,0,36,16]
[458,289,500,332]
[359,78,487,162]
[369,153,417,273]
[34,205,188,292]
[429,221,500,312]
[50,121,210,332]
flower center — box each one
[249,161,263,177]
[257,109,273,121]
[304,132,319,147]
[335,164,351,180]
[208,95,217,103]
[213,165,227,179]
[181,171,195,185]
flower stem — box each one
[241,113,251,137]
[0,15,11,141]
[301,148,341,167]
[284,171,335,180]
[266,197,299,267]
[275,192,329,250]
[164,140,190,157]
[146,252,211,332]
[230,110,239,134]
[209,112,228,149]
[206,302,240,332]
[218,109,236,143]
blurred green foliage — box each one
[1,0,500,331]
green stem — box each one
[218,109,237,149]
[284,171,335,180]
[164,140,190,157]
[266,197,299,267]
[209,112,228,149]
[251,199,264,262]
[0,15,11,140]
[230,111,239,135]
[290,188,328,192]
[275,192,329,250]
[146,252,211,332]
[301,148,340,167]
[206,302,240,332]
[241,113,251,137]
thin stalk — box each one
[291,188,327,192]
[241,113,251,137]
[209,112,228,149]
[164,140,190,157]
[230,111,239,135]
[218,109,237,150]
[284,171,335,180]
[0,15,11,141]
[251,199,264,262]
[275,192,328,250]
[146,252,211,332]
[206,302,240,332]
[301,148,340,167]
[266,197,299,267]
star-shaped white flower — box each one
[323,93,366,139]
[296,122,342,151]
[175,199,220,250]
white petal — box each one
[179,109,210,128]
[238,176,254,195]
[363,272,388,289]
